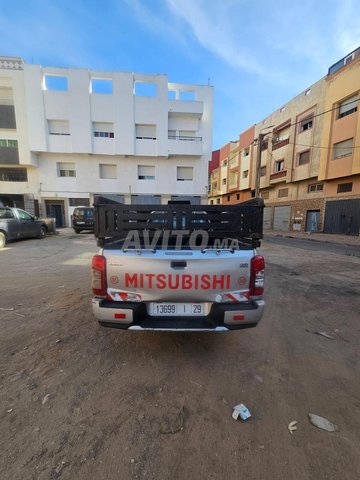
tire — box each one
[0,231,6,249]
[38,226,47,239]
[74,229,81,234]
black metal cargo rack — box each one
[94,197,264,249]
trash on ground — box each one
[7,408,13,413]
[42,394,50,405]
[232,403,251,421]
[314,331,335,340]
[308,413,338,432]
[0,307,15,311]
[288,420,298,434]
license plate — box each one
[77,221,85,224]
[149,303,205,316]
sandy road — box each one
[0,230,359,480]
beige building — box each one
[211,47,360,235]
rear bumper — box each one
[92,298,264,331]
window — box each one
[93,122,114,138]
[298,150,310,165]
[0,104,16,129]
[236,194,240,200]
[0,167,27,182]
[338,95,358,118]
[0,139,18,147]
[48,120,70,136]
[91,78,113,94]
[223,159,228,166]
[44,75,68,91]
[274,160,284,172]
[17,209,32,220]
[261,191,269,199]
[69,198,90,207]
[260,166,266,176]
[333,138,353,159]
[243,147,250,157]
[57,162,76,177]
[243,170,249,178]
[227,195,230,201]
[299,117,313,132]
[278,188,288,198]
[168,130,176,139]
[99,164,117,179]
[308,183,324,193]
[136,124,156,140]
[134,82,157,97]
[212,182,217,190]
[337,182,353,193]
[210,200,213,205]
[138,165,155,180]
[222,178,227,185]
[217,198,220,204]
[177,167,193,181]
[0,208,15,219]
[179,130,196,141]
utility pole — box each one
[255,133,263,198]
[254,125,274,198]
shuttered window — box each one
[333,138,353,159]
[136,124,156,140]
[57,162,76,177]
[338,95,358,118]
[138,165,155,180]
[99,164,117,179]
[48,120,70,135]
[93,122,114,138]
[177,167,193,181]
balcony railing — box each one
[168,135,202,142]
[272,138,290,150]
[270,170,287,181]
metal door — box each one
[263,206,272,229]
[305,210,320,232]
[273,206,291,231]
[324,199,360,235]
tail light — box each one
[249,255,265,297]
[92,255,107,296]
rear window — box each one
[0,207,14,219]
[74,207,94,218]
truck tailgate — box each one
[105,249,253,303]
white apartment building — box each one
[0,56,213,227]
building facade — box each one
[209,47,360,235]
[0,57,213,226]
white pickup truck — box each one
[91,198,265,331]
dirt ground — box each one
[1,230,359,480]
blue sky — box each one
[1,0,359,149]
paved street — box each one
[1,230,360,480]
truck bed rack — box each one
[94,198,264,249]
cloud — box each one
[164,0,266,76]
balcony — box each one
[168,100,203,117]
[272,138,290,151]
[168,135,202,156]
[270,170,287,183]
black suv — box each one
[72,206,94,234]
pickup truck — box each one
[0,206,55,249]
[91,198,265,331]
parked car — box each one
[0,207,50,249]
[72,206,94,233]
